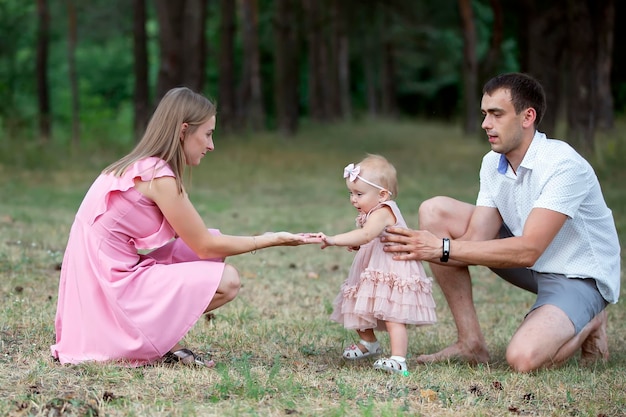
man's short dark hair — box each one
[483,73,546,128]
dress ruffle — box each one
[89,157,171,224]
[331,268,437,330]
[330,201,437,331]
[78,156,176,250]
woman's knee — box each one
[219,264,241,300]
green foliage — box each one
[0,0,527,145]
[0,0,623,154]
[0,0,37,134]
[0,0,159,146]
[78,39,134,110]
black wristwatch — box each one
[440,238,450,262]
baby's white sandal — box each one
[342,339,382,360]
[373,356,408,374]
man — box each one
[382,72,620,372]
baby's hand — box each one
[320,234,336,250]
[307,232,334,249]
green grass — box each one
[1,119,625,416]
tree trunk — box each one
[380,6,397,118]
[480,0,503,83]
[612,0,626,116]
[154,0,182,99]
[274,0,300,136]
[364,54,378,117]
[303,0,325,121]
[239,0,265,129]
[218,0,236,133]
[458,0,478,135]
[154,0,206,99]
[592,0,614,131]
[182,0,206,92]
[566,0,595,155]
[326,0,341,119]
[380,39,396,117]
[36,0,51,143]
[359,7,379,118]
[334,0,351,120]
[520,0,567,137]
[133,0,150,142]
[67,0,80,146]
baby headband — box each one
[343,163,392,195]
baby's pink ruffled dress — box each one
[330,201,437,330]
[51,157,224,366]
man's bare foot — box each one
[416,341,490,365]
[581,309,609,365]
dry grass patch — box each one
[1,120,625,416]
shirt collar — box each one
[497,131,545,175]
[497,154,509,174]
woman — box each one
[50,87,318,367]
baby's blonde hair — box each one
[356,154,398,198]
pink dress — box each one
[50,157,225,366]
[330,201,437,331]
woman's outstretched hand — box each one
[268,232,324,246]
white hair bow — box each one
[343,163,361,182]
[342,163,392,195]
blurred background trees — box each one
[1,0,622,154]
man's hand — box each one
[381,226,441,261]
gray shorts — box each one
[489,225,607,334]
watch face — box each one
[440,238,450,262]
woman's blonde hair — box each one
[357,154,398,198]
[103,87,217,194]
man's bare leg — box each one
[506,305,608,372]
[416,263,490,364]
[580,309,609,365]
[416,197,490,365]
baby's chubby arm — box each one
[314,206,396,250]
